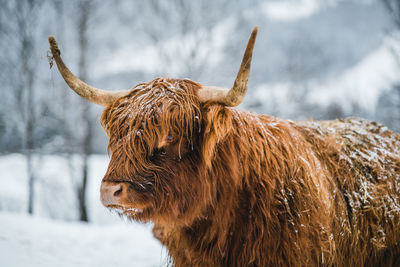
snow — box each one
[0,212,166,267]
[98,18,233,78]
[308,40,399,111]
[261,0,323,22]
[0,154,165,267]
[253,40,400,113]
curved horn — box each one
[198,26,258,106]
[48,36,130,106]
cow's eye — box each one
[151,147,167,159]
[160,147,167,155]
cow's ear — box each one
[201,105,233,169]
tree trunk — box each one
[76,0,92,222]
[26,81,35,214]
[18,0,37,214]
[78,99,91,222]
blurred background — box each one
[0,0,399,266]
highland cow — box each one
[48,27,400,266]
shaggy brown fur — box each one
[100,78,400,266]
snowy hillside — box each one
[250,41,399,115]
[0,154,165,267]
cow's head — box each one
[48,27,257,226]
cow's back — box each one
[296,118,400,266]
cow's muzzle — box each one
[100,181,129,207]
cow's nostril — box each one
[100,182,127,207]
[114,185,123,197]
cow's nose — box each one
[100,181,128,207]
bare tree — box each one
[73,0,95,222]
[281,31,331,119]
[19,0,43,214]
[1,0,43,214]
[134,0,240,81]
[383,0,400,28]
[52,0,74,154]
[376,86,400,132]
[381,0,400,131]
[45,0,106,222]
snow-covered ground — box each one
[0,212,166,267]
[0,154,166,267]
